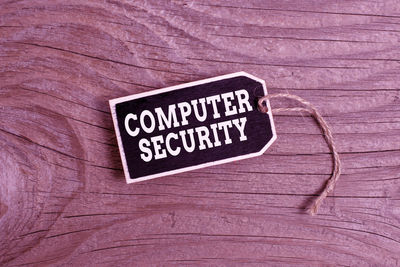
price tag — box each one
[109,72,276,183]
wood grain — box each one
[1,0,400,266]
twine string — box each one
[258,93,342,216]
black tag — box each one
[109,72,276,183]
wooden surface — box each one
[1,0,400,266]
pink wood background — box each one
[1,0,400,266]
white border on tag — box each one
[109,71,277,184]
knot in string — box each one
[258,93,342,216]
